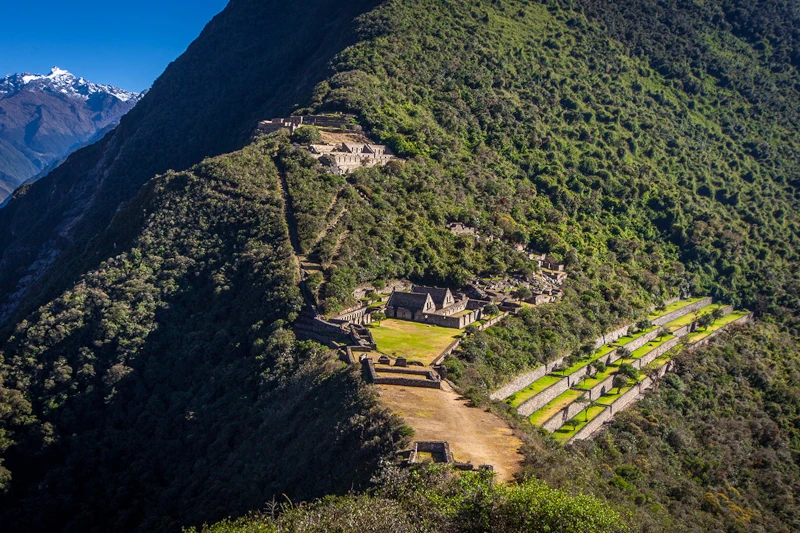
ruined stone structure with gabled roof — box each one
[385,285,484,328]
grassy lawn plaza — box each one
[663,303,726,331]
[647,297,705,320]
[528,389,585,426]
[552,405,607,442]
[506,374,562,408]
[685,311,750,344]
[368,318,461,365]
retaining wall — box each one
[517,377,571,417]
[622,327,662,354]
[541,399,589,433]
[362,358,441,389]
[634,336,680,369]
[593,323,632,349]
[569,362,673,442]
[568,407,612,442]
[582,374,616,401]
[687,313,753,350]
[652,297,713,326]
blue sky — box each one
[1,1,229,92]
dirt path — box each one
[377,382,524,481]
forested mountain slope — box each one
[0,0,799,531]
[0,0,382,331]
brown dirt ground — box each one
[377,382,524,481]
[318,130,371,144]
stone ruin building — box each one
[309,142,395,174]
[257,114,355,134]
[257,113,396,174]
[384,285,485,329]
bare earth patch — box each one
[377,382,524,481]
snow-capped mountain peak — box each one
[0,66,141,103]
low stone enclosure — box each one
[402,441,494,473]
[492,297,753,444]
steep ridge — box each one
[0,0,383,332]
[0,139,405,532]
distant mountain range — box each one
[0,67,141,203]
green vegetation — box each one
[369,318,460,364]
[647,297,704,320]
[629,334,675,359]
[553,406,607,442]
[529,389,584,426]
[0,0,798,531]
[685,311,751,343]
[506,374,562,408]
[190,466,626,533]
[663,303,726,331]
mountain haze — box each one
[0,0,799,532]
[0,67,141,202]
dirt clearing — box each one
[378,382,524,481]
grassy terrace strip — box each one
[663,303,726,331]
[528,389,584,426]
[647,297,705,320]
[573,365,618,390]
[560,325,658,376]
[552,406,607,442]
[630,334,675,359]
[506,375,562,408]
[685,311,750,343]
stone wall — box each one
[568,408,612,443]
[633,336,680,369]
[623,327,662,353]
[361,358,441,389]
[583,374,616,401]
[687,313,753,350]
[593,323,632,349]
[652,297,713,326]
[517,377,571,416]
[569,362,673,443]
[409,441,454,464]
[541,399,589,433]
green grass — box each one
[506,375,563,408]
[663,303,725,331]
[647,297,705,320]
[559,326,657,377]
[368,319,460,365]
[685,311,750,344]
[630,334,675,359]
[528,389,585,426]
[552,405,607,442]
[573,365,618,390]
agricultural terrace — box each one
[629,333,675,359]
[647,297,705,320]
[685,311,750,343]
[552,405,606,443]
[557,325,659,377]
[506,375,562,408]
[369,318,460,365]
[663,303,727,331]
[574,364,618,390]
[528,389,584,426]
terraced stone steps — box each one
[493,297,713,403]
[552,311,752,443]
[521,298,741,434]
